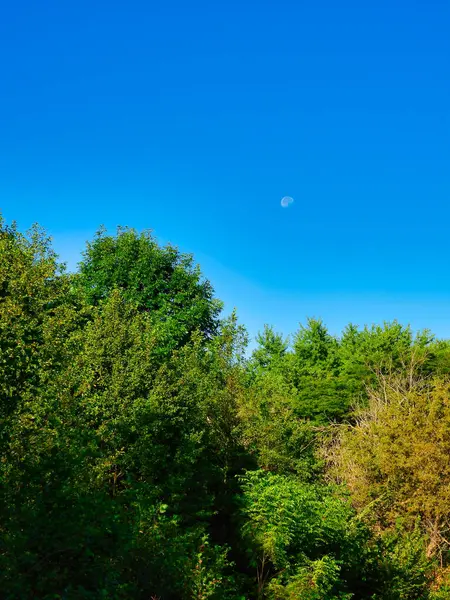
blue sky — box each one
[1,0,450,344]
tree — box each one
[1,283,244,598]
[339,322,443,396]
[0,218,67,426]
[76,226,222,353]
[237,369,317,478]
[336,375,450,564]
[251,325,289,371]
[238,470,374,599]
[4,215,450,599]
[293,318,339,375]
[288,319,351,422]
[0,220,242,599]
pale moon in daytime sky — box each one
[280,196,294,208]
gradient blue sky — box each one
[1,0,449,344]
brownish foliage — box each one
[334,375,450,562]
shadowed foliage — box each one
[1,217,450,599]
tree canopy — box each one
[1,217,450,599]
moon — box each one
[281,196,294,208]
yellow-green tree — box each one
[336,376,450,563]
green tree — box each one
[251,325,289,371]
[288,319,351,422]
[0,218,70,427]
[1,287,243,599]
[238,470,375,599]
[4,216,450,599]
[0,221,242,599]
[76,226,222,353]
[293,318,339,375]
[339,322,444,399]
[237,369,317,478]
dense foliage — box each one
[1,217,450,599]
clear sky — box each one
[1,0,450,344]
